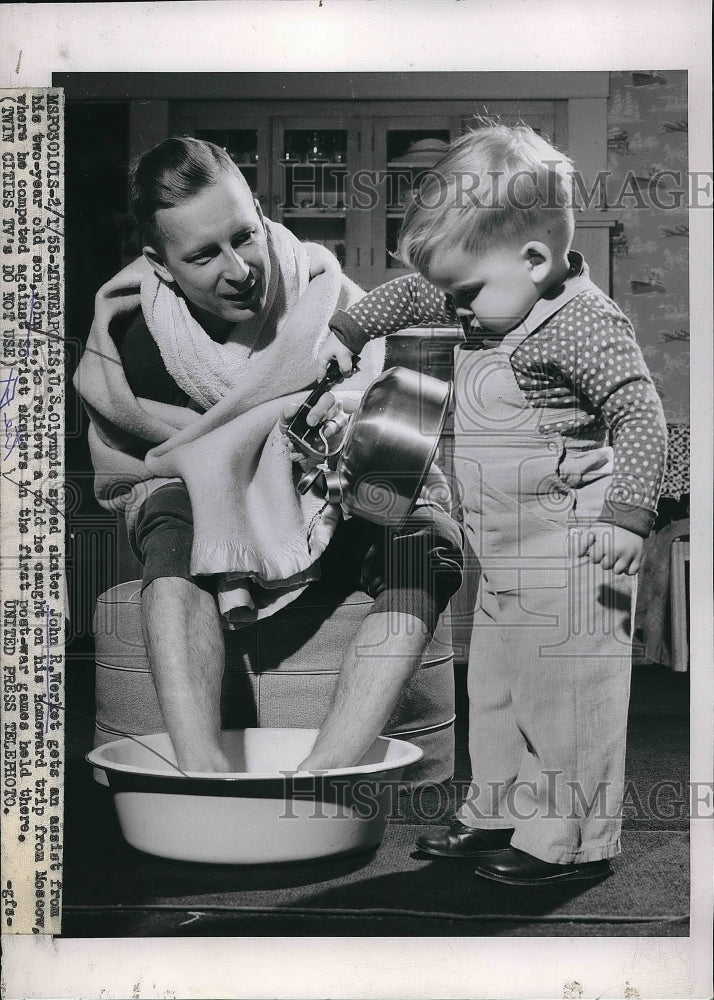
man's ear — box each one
[142,246,174,285]
[521,241,554,286]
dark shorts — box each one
[134,482,464,635]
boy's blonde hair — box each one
[397,123,575,272]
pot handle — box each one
[296,468,346,506]
[296,466,326,496]
[286,356,359,460]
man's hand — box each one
[317,331,356,377]
[569,523,644,575]
[280,391,350,469]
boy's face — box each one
[427,243,545,334]
[144,169,271,333]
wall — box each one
[607,70,689,425]
[65,102,134,659]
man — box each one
[75,137,463,774]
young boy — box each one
[318,124,667,885]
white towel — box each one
[74,220,385,622]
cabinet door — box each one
[367,101,565,290]
[459,100,565,145]
[271,116,368,286]
[369,115,462,289]
[170,105,273,211]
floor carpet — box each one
[61,820,688,938]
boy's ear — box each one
[522,240,554,285]
[142,246,174,285]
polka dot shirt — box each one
[330,270,667,536]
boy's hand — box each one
[279,392,350,469]
[570,523,644,575]
[317,331,356,377]
[520,376,578,409]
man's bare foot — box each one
[296,749,361,772]
[174,744,232,774]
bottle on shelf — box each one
[309,132,326,162]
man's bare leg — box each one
[298,611,429,771]
[142,577,231,773]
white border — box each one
[1,2,712,998]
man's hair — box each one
[397,123,576,272]
[130,136,250,248]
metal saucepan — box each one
[287,359,453,526]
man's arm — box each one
[118,310,192,407]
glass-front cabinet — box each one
[172,100,567,290]
[194,124,270,207]
[271,118,362,276]
[372,116,457,286]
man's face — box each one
[146,169,271,332]
[427,242,544,335]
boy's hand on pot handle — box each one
[317,331,357,377]
[280,393,350,470]
[570,524,644,576]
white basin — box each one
[87,728,422,864]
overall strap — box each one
[500,253,599,357]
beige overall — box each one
[454,272,636,863]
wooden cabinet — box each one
[171,98,574,291]
[58,71,617,292]
[370,114,457,287]
[271,116,363,279]
[186,124,270,206]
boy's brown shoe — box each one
[415,820,514,858]
[473,847,612,885]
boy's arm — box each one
[595,381,667,539]
[551,297,667,540]
[329,273,456,355]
